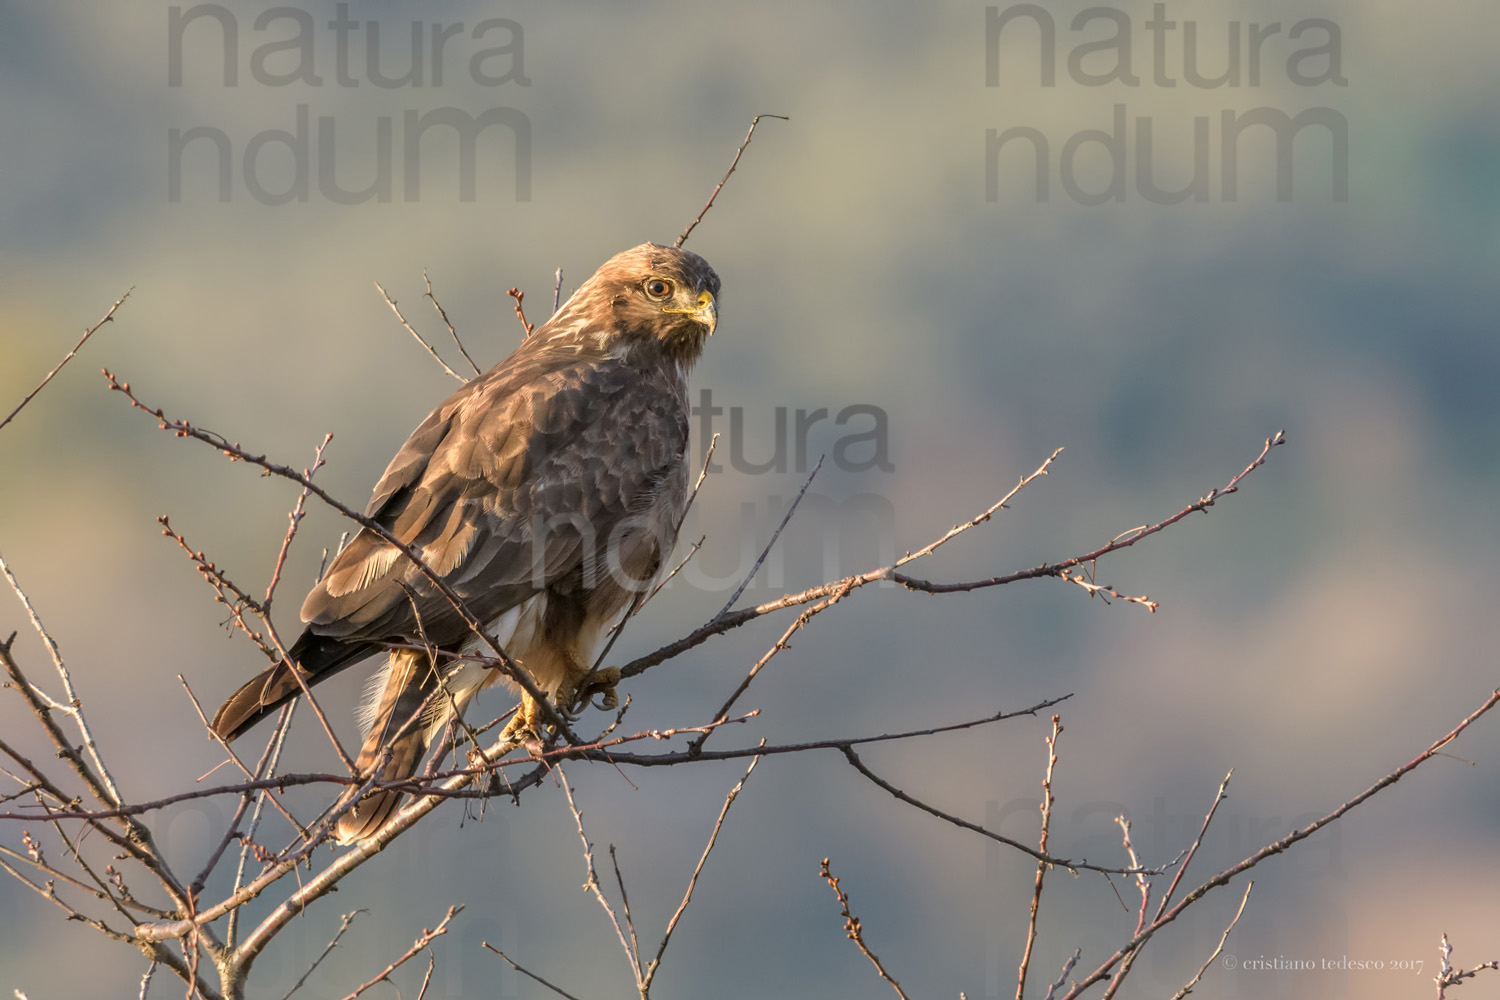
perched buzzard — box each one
[210,243,720,843]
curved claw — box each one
[576,666,621,712]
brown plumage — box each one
[210,243,720,843]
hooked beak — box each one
[663,289,717,335]
[695,290,717,336]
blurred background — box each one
[2,1,1497,997]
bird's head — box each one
[549,243,720,370]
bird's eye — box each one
[644,278,673,300]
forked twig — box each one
[1057,686,1500,1000]
[558,767,640,985]
[0,555,125,805]
[1436,933,1500,999]
[1043,950,1081,1000]
[334,904,462,1000]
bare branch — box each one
[609,845,640,975]
[1043,950,1081,1000]
[841,743,1148,875]
[0,641,191,913]
[227,701,298,950]
[676,115,788,248]
[689,578,853,754]
[819,857,911,1000]
[334,905,462,1000]
[1016,715,1062,1000]
[619,434,1282,680]
[716,455,823,618]
[483,942,588,1000]
[1167,881,1252,1000]
[279,910,363,1000]
[0,554,125,804]
[1057,685,1500,1000]
[1155,770,1232,920]
[424,270,481,377]
[1098,817,1152,999]
[642,745,764,992]
[558,768,641,987]
[375,281,466,382]
[507,287,534,338]
[1436,933,1499,999]
[264,434,332,612]
[1,287,131,433]
[138,961,157,1000]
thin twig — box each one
[264,434,333,613]
[1057,685,1500,1000]
[0,554,126,805]
[642,745,764,992]
[227,701,297,950]
[1167,881,1252,1000]
[676,115,788,248]
[424,271,480,377]
[507,287,534,338]
[0,640,192,914]
[334,905,462,1000]
[483,943,588,1000]
[416,954,437,1000]
[819,858,911,1000]
[715,455,822,618]
[1016,715,1062,1000]
[0,697,1063,824]
[558,768,641,986]
[609,845,640,971]
[279,910,363,1000]
[179,675,332,825]
[620,434,1284,680]
[375,281,465,382]
[1155,770,1232,920]
[619,445,1065,679]
[1436,933,1500,999]
[689,579,853,754]
[552,268,564,313]
[1043,950,1081,1000]
[841,743,1148,875]
[1,288,131,433]
[1099,817,1152,999]
[158,516,275,660]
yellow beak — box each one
[664,289,717,335]
[696,290,717,336]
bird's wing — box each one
[301,353,688,646]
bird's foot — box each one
[568,666,621,715]
[499,697,549,756]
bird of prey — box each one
[210,243,720,843]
